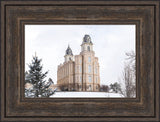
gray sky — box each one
[25,25,135,85]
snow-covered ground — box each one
[50,92,124,98]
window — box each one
[80,76,82,82]
[89,76,92,82]
[79,59,81,63]
[79,66,81,73]
[95,67,97,74]
[88,65,91,73]
[88,56,91,62]
[96,85,98,89]
[87,46,90,51]
[79,85,81,88]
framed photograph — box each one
[25,25,136,98]
[0,0,159,122]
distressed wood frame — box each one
[0,0,159,122]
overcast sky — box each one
[25,25,135,85]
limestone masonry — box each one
[57,35,100,91]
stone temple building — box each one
[57,35,100,91]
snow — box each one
[50,92,124,98]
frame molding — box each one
[0,0,159,122]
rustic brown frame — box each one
[0,0,159,122]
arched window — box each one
[87,46,90,51]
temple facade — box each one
[57,35,100,91]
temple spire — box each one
[64,44,73,62]
[65,45,73,56]
[81,34,93,52]
[82,34,93,45]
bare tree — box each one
[119,51,136,98]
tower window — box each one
[87,46,90,51]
